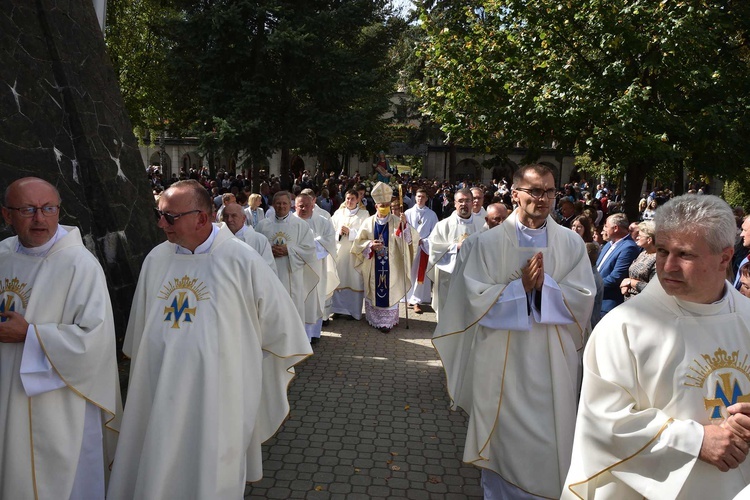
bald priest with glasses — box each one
[0,177,120,499]
[108,180,312,499]
[433,164,596,499]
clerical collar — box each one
[16,225,68,257]
[275,213,291,222]
[347,207,359,216]
[515,218,548,248]
[456,214,473,225]
[674,282,733,316]
[375,216,389,225]
[415,205,426,211]
[176,224,219,255]
[235,225,247,239]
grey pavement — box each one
[244,304,483,499]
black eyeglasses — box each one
[153,208,202,225]
[514,188,557,200]
[5,205,60,217]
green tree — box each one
[155,0,400,182]
[105,0,182,134]
[417,0,750,219]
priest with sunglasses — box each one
[108,180,311,499]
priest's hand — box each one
[371,239,384,252]
[724,403,750,442]
[522,252,544,293]
[272,244,288,257]
[699,424,749,471]
[0,311,29,343]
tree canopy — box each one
[106,0,405,180]
[416,0,750,217]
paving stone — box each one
[244,305,481,500]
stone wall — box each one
[0,0,162,347]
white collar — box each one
[16,225,68,257]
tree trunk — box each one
[622,162,650,223]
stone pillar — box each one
[0,0,163,348]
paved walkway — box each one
[244,305,483,499]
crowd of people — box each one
[2,163,750,499]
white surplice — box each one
[404,204,439,305]
[331,207,369,319]
[256,213,318,323]
[563,279,750,500]
[0,226,119,500]
[107,224,312,499]
[433,211,595,499]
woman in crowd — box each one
[641,199,658,220]
[246,193,265,227]
[620,221,656,299]
[570,215,595,243]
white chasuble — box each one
[0,227,119,500]
[428,212,480,320]
[433,211,595,499]
[332,208,369,291]
[563,280,750,500]
[236,224,277,274]
[256,215,318,323]
[108,226,311,499]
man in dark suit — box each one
[596,213,641,316]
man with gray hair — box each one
[596,212,640,316]
[564,194,750,499]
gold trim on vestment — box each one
[332,286,365,293]
[477,331,512,458]
[28,398,39,500]
[561,292,586,351]
[430,282,509,408]
[254,350,314,463]
[467,460,559,500]
[32,325,118,434]
[566,418,674,499]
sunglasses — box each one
[153,208,202,225]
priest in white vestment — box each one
[352,182,418,333]
[256,191,318,325]
[428,188,480,321]
[564,194,750,500]
[433,165,595,499]
[108,180,311,499]
[221,202,277,273]
[0,177,119,500]
[295,193,339,343]
[331,189,369,320]
[470,186,488,232]
[404,188,439,314]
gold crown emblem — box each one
[272,231,289,246]
[685,348,750,388]
[0,277,31,309]
[157,275,209,302]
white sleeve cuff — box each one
[652,419,704,457]
[314,240,328,260]
[436,246,458,273]
[531,274,575,325]
[20,325,66,397]
[478,280,531,331]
